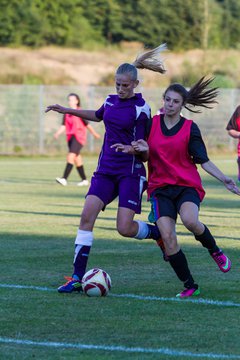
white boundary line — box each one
[0,283,240,308]
[0,337,240,359]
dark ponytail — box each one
[164,77,219,113]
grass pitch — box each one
[0,155,240,359]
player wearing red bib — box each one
[226,105,240,182]
[54,93,100,187]
[132,77,240,298]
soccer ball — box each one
[82,268,112,297]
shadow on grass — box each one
[5,209,116,221]
[0,231,142,247]
[202,198,240,210]
[2,177,63,185]
[1,228,239,248]
[200,213,240,220]
[177,231,240,241]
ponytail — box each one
[185,77,219,113]
[164,77,219,113]
[116,43,167,81]
[132,43,167,74]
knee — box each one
[161,230,177,253]
[183,218,198,233]
[117,222,132,237]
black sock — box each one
[63,163,73,179]
[146,224,160,240]
[73,245,91,280]
[168,250,198,289]
[77,165,87,180]
[194,225,219,254]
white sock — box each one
[134,220,149,240]
[75,229,93,246]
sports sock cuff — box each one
[168,249,182,261]
[134,220,149,240]
[194,225,208,240]
[194,224,218,251]
[75,229,93,246]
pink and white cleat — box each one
[176,287,200,298]
[211,250,231,273]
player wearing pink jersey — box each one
[226,105,240,182]
[54,93,100,187]
[132,77,240,298]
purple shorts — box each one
[87,172,147,214]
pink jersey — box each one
[147,115,205,201]
[63,110,87,145]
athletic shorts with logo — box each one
[87,172,147,214]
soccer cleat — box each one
[176,287,200,298]
[156,238,169,262]
[56,177,67,186]
[77,179,89,187]
[58,276,82,293]
[211,250,231,273]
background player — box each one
[54,93,100,186]
[226,105,240,182]
[131,77,240,298]
[46,44,168,292]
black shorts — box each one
[68,136,83,155]
[149,185,201,222]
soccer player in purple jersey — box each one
[46,44,167,293]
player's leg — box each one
[116,207,137,237]
[56,136,79,186]
[75,150,89,187]
[116,176,168,259]
[179,201,231,273]
[73,195,104,278]
[56,152,76,186]
[58,173,116,293]
[58,195,104,293]
[151,189,199,297]
[116,208,163,246]
[156,215,199,298]
[116,206,167,260]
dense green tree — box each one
[217,0,240,47]
[0,0,240,49]
[82,0,122,43]
[151,0,204,49]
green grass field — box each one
[1,156,240,360]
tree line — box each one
[0,0,240,49]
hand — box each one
[54,132,59,139]
[131,139,149,152]
[223,177,240,195]
[45,104,67,114]
[111,143,133,153]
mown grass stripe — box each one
[1,283,240,308]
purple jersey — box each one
[95,93,150,176]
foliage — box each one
[0,0,240,49]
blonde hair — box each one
[116,43,167,81]
[133,43,167,74]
